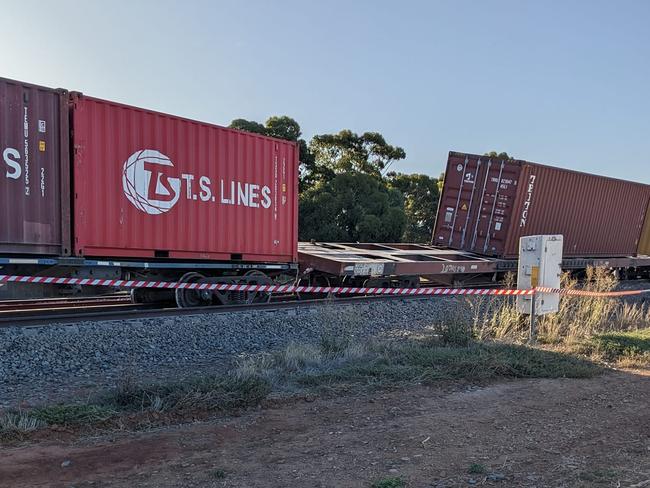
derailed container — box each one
[0,77,70,255]
[433,151,650,258]
[70,94,299,263]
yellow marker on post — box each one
[530,266,539,288]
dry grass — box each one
[464,266,650,368]
[468,268,650,348]
[466,273,527,341]
[234,336,369,391]
[235,332,601,394]
[0,411,45,436]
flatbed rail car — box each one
[0,255,298,303]
[298,242,498,287]
[298,242,650,287]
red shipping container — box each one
[70,94,299,263]
[433,152,650,258]
[0,77,70,255]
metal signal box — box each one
[517,235,563,315]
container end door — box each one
[432,153,483,250]
[0,77,66,255]
[433,152,520,257]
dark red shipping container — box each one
[433,151,650,258]
[70,94,299,263]
[0,77,70,255]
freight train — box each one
[2,76,650,306]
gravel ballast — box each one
[0,297,471,408]
[3,279,648,409]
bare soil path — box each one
[1,370,648,488]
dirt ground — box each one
[1,370,648,488]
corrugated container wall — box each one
[639,201,650,256]
[433,152,521,256]
[70,95,299,263]
[0,77,70,255]
[434,152,650,258]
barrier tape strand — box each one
[1,274,649,297]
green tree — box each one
[228,116,315,190]
[300,129,408,242]
[388,172,440,243]
[228,118,266,135]
[309,130,406,179]
[230,120,412,242]
[264,115,302,141]
[299,172,406,242]
[483,151,514,160]
[263,116,316,189]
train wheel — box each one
[130,288,146,304]
[215,271,272,305]
[299,274,331,299]
[242,270,273,304]
[363,277,392,289]
[175,272,212,308]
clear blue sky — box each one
[2,0,649,183]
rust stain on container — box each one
[434,152,650,258]
[0,77,70,255]
[70,94,299,263]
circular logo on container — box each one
[456,164,463,172]
[122,149,181,215]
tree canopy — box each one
[299,129,409,241]
[229,116,315,188]
[264,116,302,141]
[229,114,443,243]
[309,130,406,179]
[387,172,440,243]
[228,118,266,135]
[299,172,406,242]
[483,151,514,160]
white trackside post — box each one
[517,235,563,343]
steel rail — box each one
[0,294,440,329]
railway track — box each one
[0,295,157,325]
[0,294,436,328]
[3,277,648,329]
[0,294,132,311]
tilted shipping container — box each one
[433,151,650,258]
[70,94,299,263]
[0,77,70,255]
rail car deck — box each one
[298,242,499,278]
[298,242,650,284]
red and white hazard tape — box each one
[0,274,532,296]
[1,274,648,297]
[535,286,650,297]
